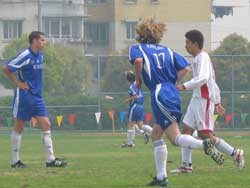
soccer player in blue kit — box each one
[121,70,152,148]
[2,31,67,168]
[129,18,224,187]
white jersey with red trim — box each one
[183,51,221,104]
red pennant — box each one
[68,114,76,125]
[145,113,153,124]
[225,114,233,125]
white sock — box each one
[127,129,135,145]
[215,138,235,156]
[42,130,55,162]
[154,139,167,181]
[175,134,203,149]
[134,124,144,135]
[11,131,22,164]
[181,147,192,165]
[142,124,152,135]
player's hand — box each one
[215,103,225,116]
[177,84,185,91]
[17,82,29,91]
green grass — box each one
[0,132,249,188]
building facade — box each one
[85,0,211,55]
[0,0,86,56]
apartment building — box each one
[0,0,86,56]
[85,0,211,55]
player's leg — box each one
[147,124,168,187]
[121,121,135,147]
[11,89,30,168]
[11,118,26,168]
[35,97,66,167]
[36,116,67,167]
[170,125,194,173]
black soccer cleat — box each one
[46,158,67,167]
[11,160,27,168]
[147,176,168,187]
[203,139,224,165]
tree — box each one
[210,33,250,91]
[0,34,89,98]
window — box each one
[84,22,109,44]
[151,0,160,3]
[43,17,82,39]
[124,0,137,4]
[85,0,110,4]
[126,21,137,40]
[3,20,22,39]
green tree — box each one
[210,33,250,91]
[0,34,89,98]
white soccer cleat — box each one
[234,149,244,170]
[170,165,193,174]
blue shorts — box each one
[12,88,48,121]
[151,83,182,129]
[128,103,144,122]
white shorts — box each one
[183,97,215,132]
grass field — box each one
[0,131,249,188]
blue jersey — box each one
[128,82,144,106]
[129,43,189,91]
[5,48,44,96]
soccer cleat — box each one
[121,143,134,148]
[46,158,67,167]
[203,139,224,165]
[144,134,150,144]
[234,149,244,170]
[11,160,27,168]
[170,165,193,174]
[147,176,168,187]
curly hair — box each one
[136,17,167,44]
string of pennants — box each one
[4,112,250,127]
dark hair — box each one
[185,30,204,49]
[126,71,135,82]
[28,31,45,45]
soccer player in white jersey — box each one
[172,29,244,173]
[121,71,152,148]
[2,31,67,168]
[129,18,224,187]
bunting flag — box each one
[241,113,248,123]
[145,112,153,124]
[225,114,233,125]
[31,117,37,128]
[95,112,101,124]
[213,114,219,121]
[6,117,13,127]
[56,115,63,127]
[108,111,115,134]
[119,111,126,124]
[68,114,76,126]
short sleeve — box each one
[5,49,29,72]
[129,44,143,65]
[128,85,137,96]
[173,51,189,71]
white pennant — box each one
[95,112,101,124]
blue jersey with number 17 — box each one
[129,43,189,91]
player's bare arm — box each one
[2,65,29,90]
[124,95,137,103]
[134,58,143,88]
